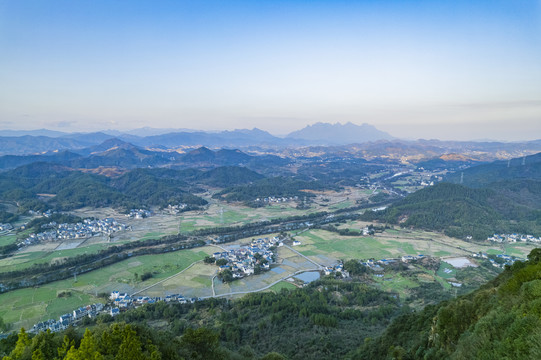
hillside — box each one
[445,151,541,187]
[362,152,541,240]
[362,181,541,240]
[213,176,335,205]
[351,249,541,359]
[0,164,212,211]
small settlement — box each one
[487,233,541,243]
[212,237,282,279]
[29,291,199,334]
[127,209,152,219]
[21,218,128,247]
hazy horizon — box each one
[1,0,540,141]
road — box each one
[284,244,324,270]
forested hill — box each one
[362,181,541,240]
[0,164,265,211]
[351,248,541,359]
[445,151,541,187]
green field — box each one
[0,247,213,330]
[0,234,16,247]
[179,220,197,232]
[0,243,110,274]
[292,226,536,267]
[0,282,102,331]
[295,231,395,260]
[328,200,354,210]
[437,262,457,279]
[138,232,166,241]
[268,281,297,293]
[373,273,419,294]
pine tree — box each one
[57,335,75,360]
[10,328,31,360]
[115,325,145,360]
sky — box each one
[0,0,540,141]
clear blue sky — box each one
[1,0,540,140]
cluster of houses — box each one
[28,209,55,217]
[254,196,298,204]
[27,291,204,335]
[21,218,127,246]
[165,204,188,215]
[472,252,524,268]
[109,291,200,314]
[127,209,152,219]
[323,263,349,277]
[212,237,281,279]
[359,255,427,274]
[487,233,541,243]
[0,223,13,231]
[30,303,104,334]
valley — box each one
[0,127,540,359]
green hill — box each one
[0,164,207,211]
[351,248,541,359]
[363,181,541,240]
[445,151,541,187]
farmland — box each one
[0,187,534,333]
[0,247,213,330]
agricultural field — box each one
[267,280,298,293]
[0,187,371,277]
[372,272,420,295]
[325,220,537,259]
[0,234,16,247]
[139,261,216,299]
[2,194,531,333]
[0,247,213,330]
[212,245,318,296]
[0,243,110,274]
[137,240,320,299]
[178,187,372,232]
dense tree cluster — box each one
[351,248,541,359]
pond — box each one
[294,271,321,284]
[444,257,478,268]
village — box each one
[212,237,281,279]
[487,233,541,243]
[20,218,128,247]
[253,196,299,204]
[29,290,209,334]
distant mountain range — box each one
[0,138,290,171]
[0,123,396,155]
[1,123,540,159]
